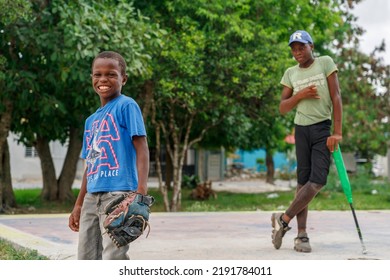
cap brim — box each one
[289,39,311,46]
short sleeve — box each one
[321,56,338,77]
[280,68,293,89]
[122,101,147,138]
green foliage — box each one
[137,0,359,153]
[53,0,165,78]
[181,175,201,189]
[1,0,165,147]
[337,47,390,158]
[0,0,32,25]
[326,163,386,193]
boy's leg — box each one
[78,193,103,260]
[285,181,323,219]
[287,120,331,252]
[309,120,331,186]
[285,120,331,220]
[281,181,321,253]
[271,125,310,249]
[99,192,130,260]
[272,122,330,250]
[285,124,312,223]
[295,184,308,233]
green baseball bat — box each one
[332,146,353,203]
[332,145,367,254]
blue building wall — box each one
[233,149,295,172]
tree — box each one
[330,0,390,166]
[0,0,32,212]
[135,0,358,211]
[134,0,269,210]
[3,0,164,204]
[337,43,390,161]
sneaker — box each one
[294,232,312,253]
[271,213,291,249]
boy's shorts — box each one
[295,120,331,186]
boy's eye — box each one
[291,46,306,53]
[92,73,118,78]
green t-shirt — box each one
[280,56,338,126]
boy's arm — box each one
[69,167,87,232]
[133,136,150,195]
[279,84,319,115]
[326,71,343,152]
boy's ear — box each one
[122,74,128,86]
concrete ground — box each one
[1,178,389,260]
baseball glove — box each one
[103,192,155,247]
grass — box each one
[12,186,389,214]
[0,239,48,260]
[10,171,390,214]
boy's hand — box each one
[327,134,343,153]
[69,206,82,232]
[301,85,320,99]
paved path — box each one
[1,210,389,260]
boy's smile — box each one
[91,57,128,106]
[98,85,111,91]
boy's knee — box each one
[308,181,323,192]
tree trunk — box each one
[151,99,170,211]
[2,140,16,208]
[35,136,59,201]
[156,129,170,211]
[140,80,154,123]
[170,147,182,212]
[165,150,173,190]
[0,99,13,212]
[265,149,275,184]
[142,80,174,210]
[58,127,83,202]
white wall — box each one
[373,153,389,178]
[8,134,42,181]
[7,133,84,182]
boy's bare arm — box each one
[69,168,87,232]
[279,85,319,115]
[133,136,149,195]
[326,71,343,152]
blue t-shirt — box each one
[81,94,146,193]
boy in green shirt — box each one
[272,30,343,253]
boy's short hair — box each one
[288,30,313,46]
[92,51,127,75]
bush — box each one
[181,175,200,189]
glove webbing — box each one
[132,214,151,238]
[105,215,151,247]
